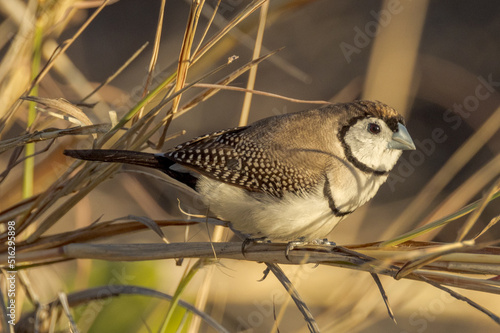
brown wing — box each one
[165,127,320,197]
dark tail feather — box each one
[64,149,197,190]
[63,149,169,169]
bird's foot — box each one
[285,238,336,262]
[258,266,271,282]
[241,237,271,257]
[285,237,307,261]
[311,238,336,246]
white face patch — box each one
[343,117,402,172]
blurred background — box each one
[1,0,499,332]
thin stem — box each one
[23,19,43,199]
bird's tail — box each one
[63,149,170,170]
[64,149,198,190]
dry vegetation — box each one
[0,1,499,332]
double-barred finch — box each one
[64,100,415,241]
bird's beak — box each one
[388,123,416,150]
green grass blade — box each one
[380,190,500,247]
[160,259,203,332]
[23,21,43,199]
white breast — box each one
[327,164,388,213]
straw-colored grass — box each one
[1,1,499,332]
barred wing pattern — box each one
[166,127,320,197]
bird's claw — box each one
[285,238,336,262]
[313,238,336,247]
[241,237,270,257]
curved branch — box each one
[16,285,230,333]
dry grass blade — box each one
[96,71,176,145]
[419,154,500,237]
[197,0,311,83]
[81,42,149,103]
[21,96,93,127]
[363,0,429,114]
[4,219,215,254]
[0,140,57,184]
[156,0,205,149]
[354,249,500,277]
[192,0,267,63]
[0,195,38,224]
[265,263,320,333]
[394,241,475,280]
[370,273,396,324]
[176,49,281,117]
[17,285,230,333]
[391,105,500,233]
[29,0,111,91]
[119,59,237,151]
[174,0,204,111]
[457,177,500,241]
[0,124,110,153]
[473,215,500,240]
[189,221,226,331]
[72,0,120,9]
[18,264,41,313]
[94,1,271,150]
[192,0,221,57]
[132,0,164,121]
[24,163,121,242]
[8,159,85,236]
[194,83,330,105]
[195,83,331,105]
[420,271,500,293]
[0,0,111,132]
[57,292,79,333]
[101,53,233,149]
[239,0,269,127]
[379,189,500,247]
[127,215,170,244]
[418,275,500,325]
[384,181,500,279]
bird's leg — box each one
[241,237,271,257]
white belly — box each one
[196,176,343,241]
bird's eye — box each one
[367,123,381,134]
